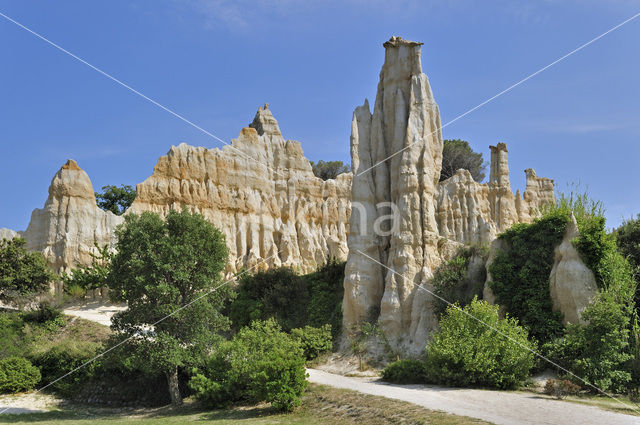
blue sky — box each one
[1,1,639,231]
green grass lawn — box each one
[0,384,489,425]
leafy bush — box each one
[0,238,55,307]
[432,246,487,318]
[543,270,635,393]
[21,302,63,325]
[544,379,581,399]
[61,244,112,296]
[424,298,535,389]
[230,260,345,338]
[230,268,308,332]
[382,359,426,384]
[189,319,307,412]
[28,339,102,397]
[306,260,345,339]
[488,210,569,343]
[290,325,333,360]
[0,357,41,393]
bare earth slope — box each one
[307,369,639,425]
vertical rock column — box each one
[343,37,444,351]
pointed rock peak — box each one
[249,103,282,137]
[62,159,82,171]
[49,159,95,200]
[383,36,423,48]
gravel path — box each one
[307,369,640,425]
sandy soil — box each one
[0,392,60,414]
[307,368,640,425]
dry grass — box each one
[0,384,489,425]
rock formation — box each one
[21,160,124,282]
[436,143,555,244]
[128,104,351,274]
[15,107,351,280]
[549,214,599,324]
[343,37,556,352]
[0,228,19,241]
[344,36,446,349]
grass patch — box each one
[0,384,488,424]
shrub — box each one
[0,357,41,393]
[230,268,308,332]
[425,298,535,389]
[190,319,307,412]
[488,210,569,344]
[229,260,345,337]
[544,379,581,399]
[28,339,102,397]
[544,274,635,393]
[21,302,63,325]
[306,260,345,339]
[290,325,333,360]
[382,359,426,384]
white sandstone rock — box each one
[549,214,599,325]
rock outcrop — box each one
[549,214,599,324]
[344,36,445,349]
[21,160,124,279]
[0,228,19,241]
[121,104,351,274]
[343,37,557,352]
[436,143,555,244]
[16,108,351,279]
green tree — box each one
[0,238,55,308]
[107,209,231,405]
[95,184,136,215]
[440,139,486,182]
[615,215,640,310]
[425,298,535,389]
[310,160,350,180]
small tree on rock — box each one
[107,209,231,405]
[440,139,486,182]
[95,184,136,215]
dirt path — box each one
[62,301,126,326]
[307,369,639,425]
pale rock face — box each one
[22,160,124,276]
[128,104,352,274]
[436,143,553,245]
[344,37,444,350]
[549,214,598,325]
[0,228,19,241]
[344,37,558,352]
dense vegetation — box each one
[95,184,137,215]
[230,259,345,340]
[431,245,488,318]
[439,139,486,182]
[425,299,535,389]
[0,238,55,307]
[190,319,308,411]
[488,210,568,344]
